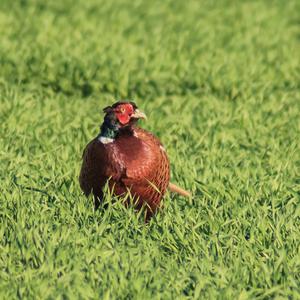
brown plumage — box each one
[79,101,189,220]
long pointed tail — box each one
[168,182,191,197]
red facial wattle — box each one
[115,104,134,125]
[116,113,131,125]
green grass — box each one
[1,0,300,298]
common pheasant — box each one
[79,101,190,220]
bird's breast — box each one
[113,135,158,180]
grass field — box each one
[1,0,300,299]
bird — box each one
[79,101,190,220]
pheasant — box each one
[79,101,190,220]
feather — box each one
[79,126,170,219]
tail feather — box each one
[168,182,191,197]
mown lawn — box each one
[0,0,299,299]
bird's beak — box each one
[132,109,147,120]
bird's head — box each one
[103,101,147,128]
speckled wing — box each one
[79,138,124,197]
